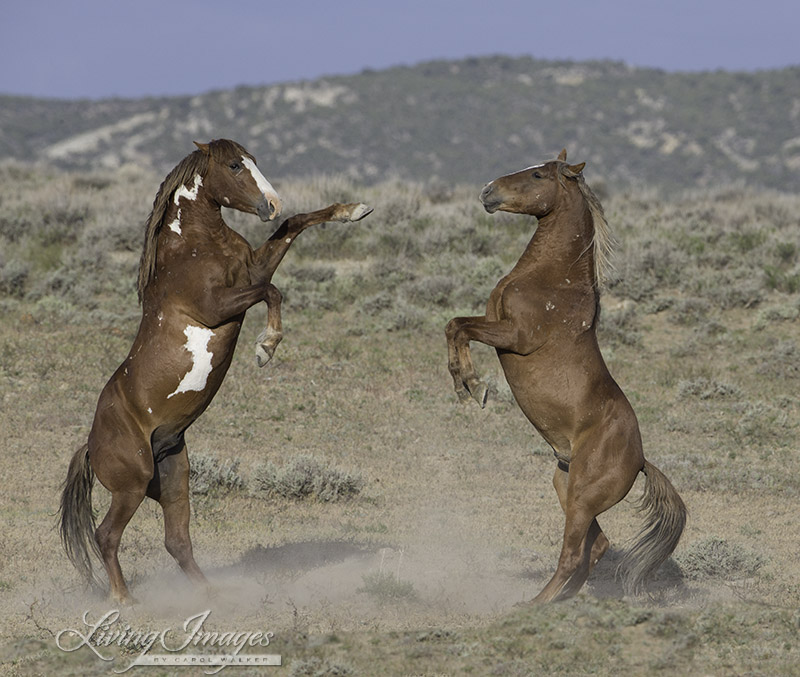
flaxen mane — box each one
[136,139,252,301]
[559,163,614,288]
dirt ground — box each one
[1,294,799,675]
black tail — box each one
[59,444,102,587]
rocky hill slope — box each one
[1,56,798,191]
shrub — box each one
[253,455,364,502]
[189,453,244,495]
[756,340,800,379]
[677,377,742,400]
[289,657,354,677]
[357,570,417,603]
[675,537,765,580]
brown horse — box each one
[60,139,372,603]
[446,150,686,602]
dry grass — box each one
[1,164,799,675]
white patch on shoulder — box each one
[167,325,215,399]
[147,407,153,414]
[241,156,278,200]
[545,301,556,311]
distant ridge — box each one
[1,56,798,191]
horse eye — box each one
[229,161,241,172]
[532,171,543,179]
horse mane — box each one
[136,139,251,302]
[560,164,614,288]
[137,150,208,301]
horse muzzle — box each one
[257,195,282,222]
[479,183,501,214]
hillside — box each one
[1,56,799,191]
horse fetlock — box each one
[454,386,472,404]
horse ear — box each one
[567,162,586,174]
[558,148,567,161]
[193,141,211,155]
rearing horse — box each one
[60,139,372,603]
[446,150,686,602]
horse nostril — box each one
[269,198,282,219]
[480,184,494,202]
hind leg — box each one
[90,422,153,604]
[533,456,636,603]
[94,489,146,604]
[553,466,609,578]
[147,445,208,588]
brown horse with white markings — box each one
[60,139,372,603]
[446,150,686,602]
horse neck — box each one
[165,187,227,242]
[514,191,596,287]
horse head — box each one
[194,139,282,221]
[479,148,585,218]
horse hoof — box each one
[344,203,373,222]
[111,593,138,606]
[471,383,489,408]
[255,344,273,368]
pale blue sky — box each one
[2,0,798,100]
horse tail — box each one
[59,443,102,588]
[618,459,687,595]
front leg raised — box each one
[445,316,488,406]
[445,316,538,408]
[253,202,373,275]
[255,283,283,367]
[251,203,373,365]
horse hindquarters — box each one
[618,460,687,594]
[87,401,154,603]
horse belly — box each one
[497,350,590,450]
[119,319,241,425]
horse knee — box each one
[445,318,462,341]
[265,284,282,305]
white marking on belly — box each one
[167,325,215,399]
[545,301,556,311]
[147,407,153,414]
[241,156,279,201]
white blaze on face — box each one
[241,156,279,203]
[167,174,204,235]
[167,325,215,399]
